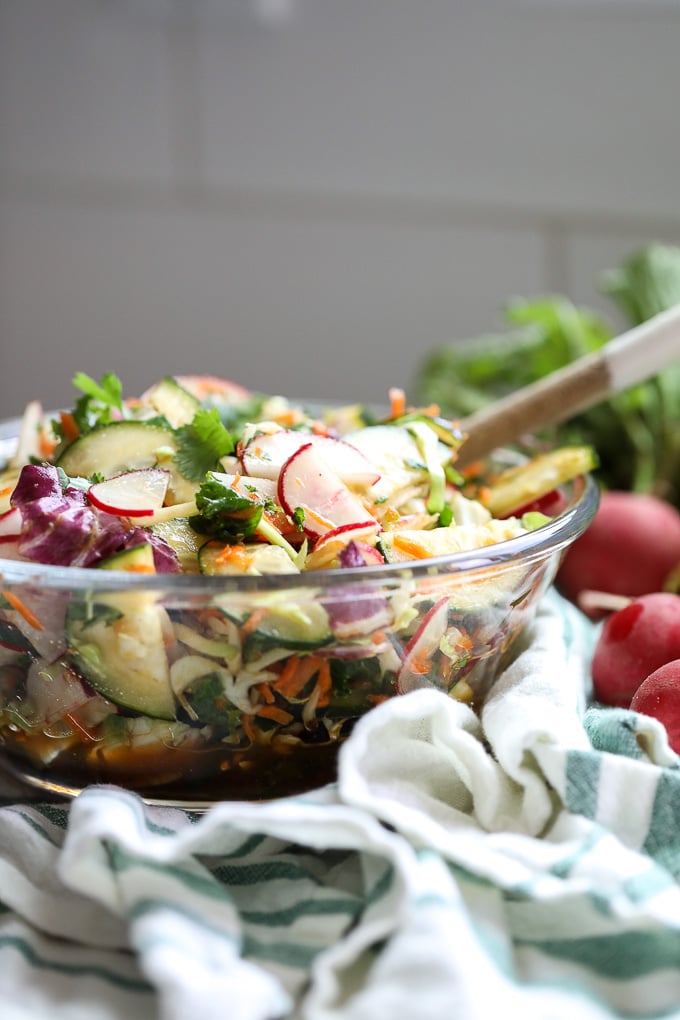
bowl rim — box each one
[0,413,600,594]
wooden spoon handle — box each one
[456,303,680,466]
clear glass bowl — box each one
[0,418,599,806]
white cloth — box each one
[2,591,680,1019]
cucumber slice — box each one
[143,377,201,428]
[151,518,204,574]
[242,601,332,661]
[55,420,199,505]
[66,602,175,720]
[57,421,177,479]
[98,542,156,572]
[199,541,300,576]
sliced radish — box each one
[353,542,384,566]
[210,471,278,503]
[0,506,22,542]
[305,522,381,570]
[397,596,450,694]
[242,431,380,489]
[313,521,380,553]
[278,443,378,539]
[88,469,170,518]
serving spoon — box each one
[456,303,680,467]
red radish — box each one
[88,469,170,518]
[557,491,680,616]
[210,471,278,503]
[397,596,450,694]
[502,488,567,520]
[352,542,384,566]
[630,660,680,754]
[312,521,381,553]
[0,506,21,542]
[591,592,680,707]
[241,431,380,489]
[304,522,381,570]
[278,443,377,539]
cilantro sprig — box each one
[68,371,128,435]
[191,473,263,541]
[174,408,235,482]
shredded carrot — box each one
[409,652,433,675]
[2,590,43,630]
[311,420,332,437]
[313,659,332,708]
[0,485,13,499]
[215,543,249,570]
[274,655,322,699]
[242,714,260,743]
[38,428,58,459]
[477,486,492,507]
[275,409,302,427]
[124,563,157,574]
[303,506,336,532]
[59,411,80,442]
[392,534,431,560]
[257,704,294,726]
[240,607,268,636]
[255,682,275,705]
[389,387,406,418]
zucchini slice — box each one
[242,601,332,661]
[199,541,300,576]
[66,602,175,720]
[57,421,177,479]
[143,377,201,428]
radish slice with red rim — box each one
[88,469,170,518]
[0,506,22,541]
[242,431,380,489]
[397,596,450,694]
[278,443,378,538]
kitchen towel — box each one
[2,590,680,1020]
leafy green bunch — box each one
[415,244,680,505]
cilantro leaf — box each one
[190,474,262,541]
[70,372,127,433]
[174,408,235,482]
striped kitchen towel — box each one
[2,590,680,1019]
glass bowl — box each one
[0,416,599,807]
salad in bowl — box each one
[0,373,597,803]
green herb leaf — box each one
[70,372,127,433]
[174,408,235,482]
[190,473,263,541]
[291,507,306,531]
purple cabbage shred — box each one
[11,464,180,572]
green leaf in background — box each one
[415,244,680,507]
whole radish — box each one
[630,660,680,755]
[591,592,680,707]
[557,491,680,614]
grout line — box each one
[2,173,680,240]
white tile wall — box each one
[0,197,547,417]
[0,0,175,185]
[1,1,680,417]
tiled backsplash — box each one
[1,0,679,416]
